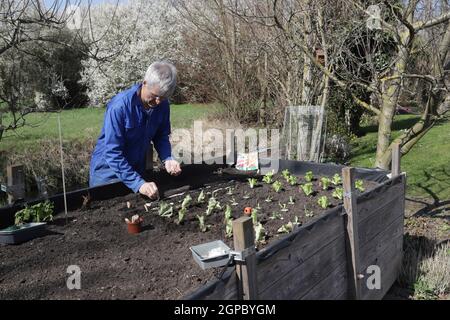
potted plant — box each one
[125,214,144,234]
[0,200,54,244]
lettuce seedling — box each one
[355,179,365,192]
[278,217,301,233]
[262,170,274,184]
[270,211,283,220]
[265,195,273,203]
[248,178,258,189]
[225,218,233,238]
[277,221,294,234]
[288,196,295,205]
[287,175,298,186]
[318,196,329,209]
[272,181,282,193]
[279,202,289,212]
[224,205,233,222]
[321,177,331,190]
[281,169,290,180]
[196,214,208,232]
[304,205,314,217]
[181,195,192,209]
[177,207,187,225]
[251,207,259,224]
[300,183,314,196]
[304,171,314,182]
[197,190,206,204]
[206,197,221,216]
[230,197,238,206]
[332,174,342,186]
[242,191,250,199]
[332,187,344,200]
[158,202,174,218]
[254,222,266,245]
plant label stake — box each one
[58,115,68,224]
[236,151,258,171]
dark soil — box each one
[0,172,379,300]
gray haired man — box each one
[89,61,181,199]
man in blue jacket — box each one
[89,61,181,200]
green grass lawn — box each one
[351,115,450,201]
[0,103,213,153]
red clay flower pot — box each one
[127,222,142,234]
[243,207,252,216]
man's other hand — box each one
[165,159,182,176]
[139,182,159,200]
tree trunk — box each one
[300,1,314,105]
[375,37,410,169]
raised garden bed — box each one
[0,158,405,300]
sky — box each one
[43,0,129,9]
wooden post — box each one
[232,216,258,300]
[146,143,154,172]
[342,167,362,300]
[391,143,401,177]
[6,164,25,204]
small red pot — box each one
[243,207,252,216]
[127,222,142,234]
[126,216,143,234]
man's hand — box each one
[139,182,159,200]
[165,159,182,176]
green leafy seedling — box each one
[248,178,258,189]
[305,171,314,182]
[224,205,233,222]
[206,197,221,216]
[181,194,192,209]
[272,181,282,193]
[288,196,295,205]
[281,169,291,180]
[355,179,365,192]
[279,202,289,212]
[332,174,342,186]
[320,177,332,190]
[254,222,266,245]
[278,219,300,234]
[15,200,54,225]
[270,212,283,220]
[332,187,344,200]
[196,214,209,232]
[304,205,314,217]
[265,195,273,203]
[318,196,329,209]
[262,170,274,184]
[242,191,251,199]
[300,183,314,196]
[158,202,174,218]
[230,197,238,206]
[225,218,233,238]
[176,207,187,225]
[287,175,298,186]
[251,207,259,224]
[197,190,206,204]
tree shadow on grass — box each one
[361,116,421,134]
[413,168,450,219]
